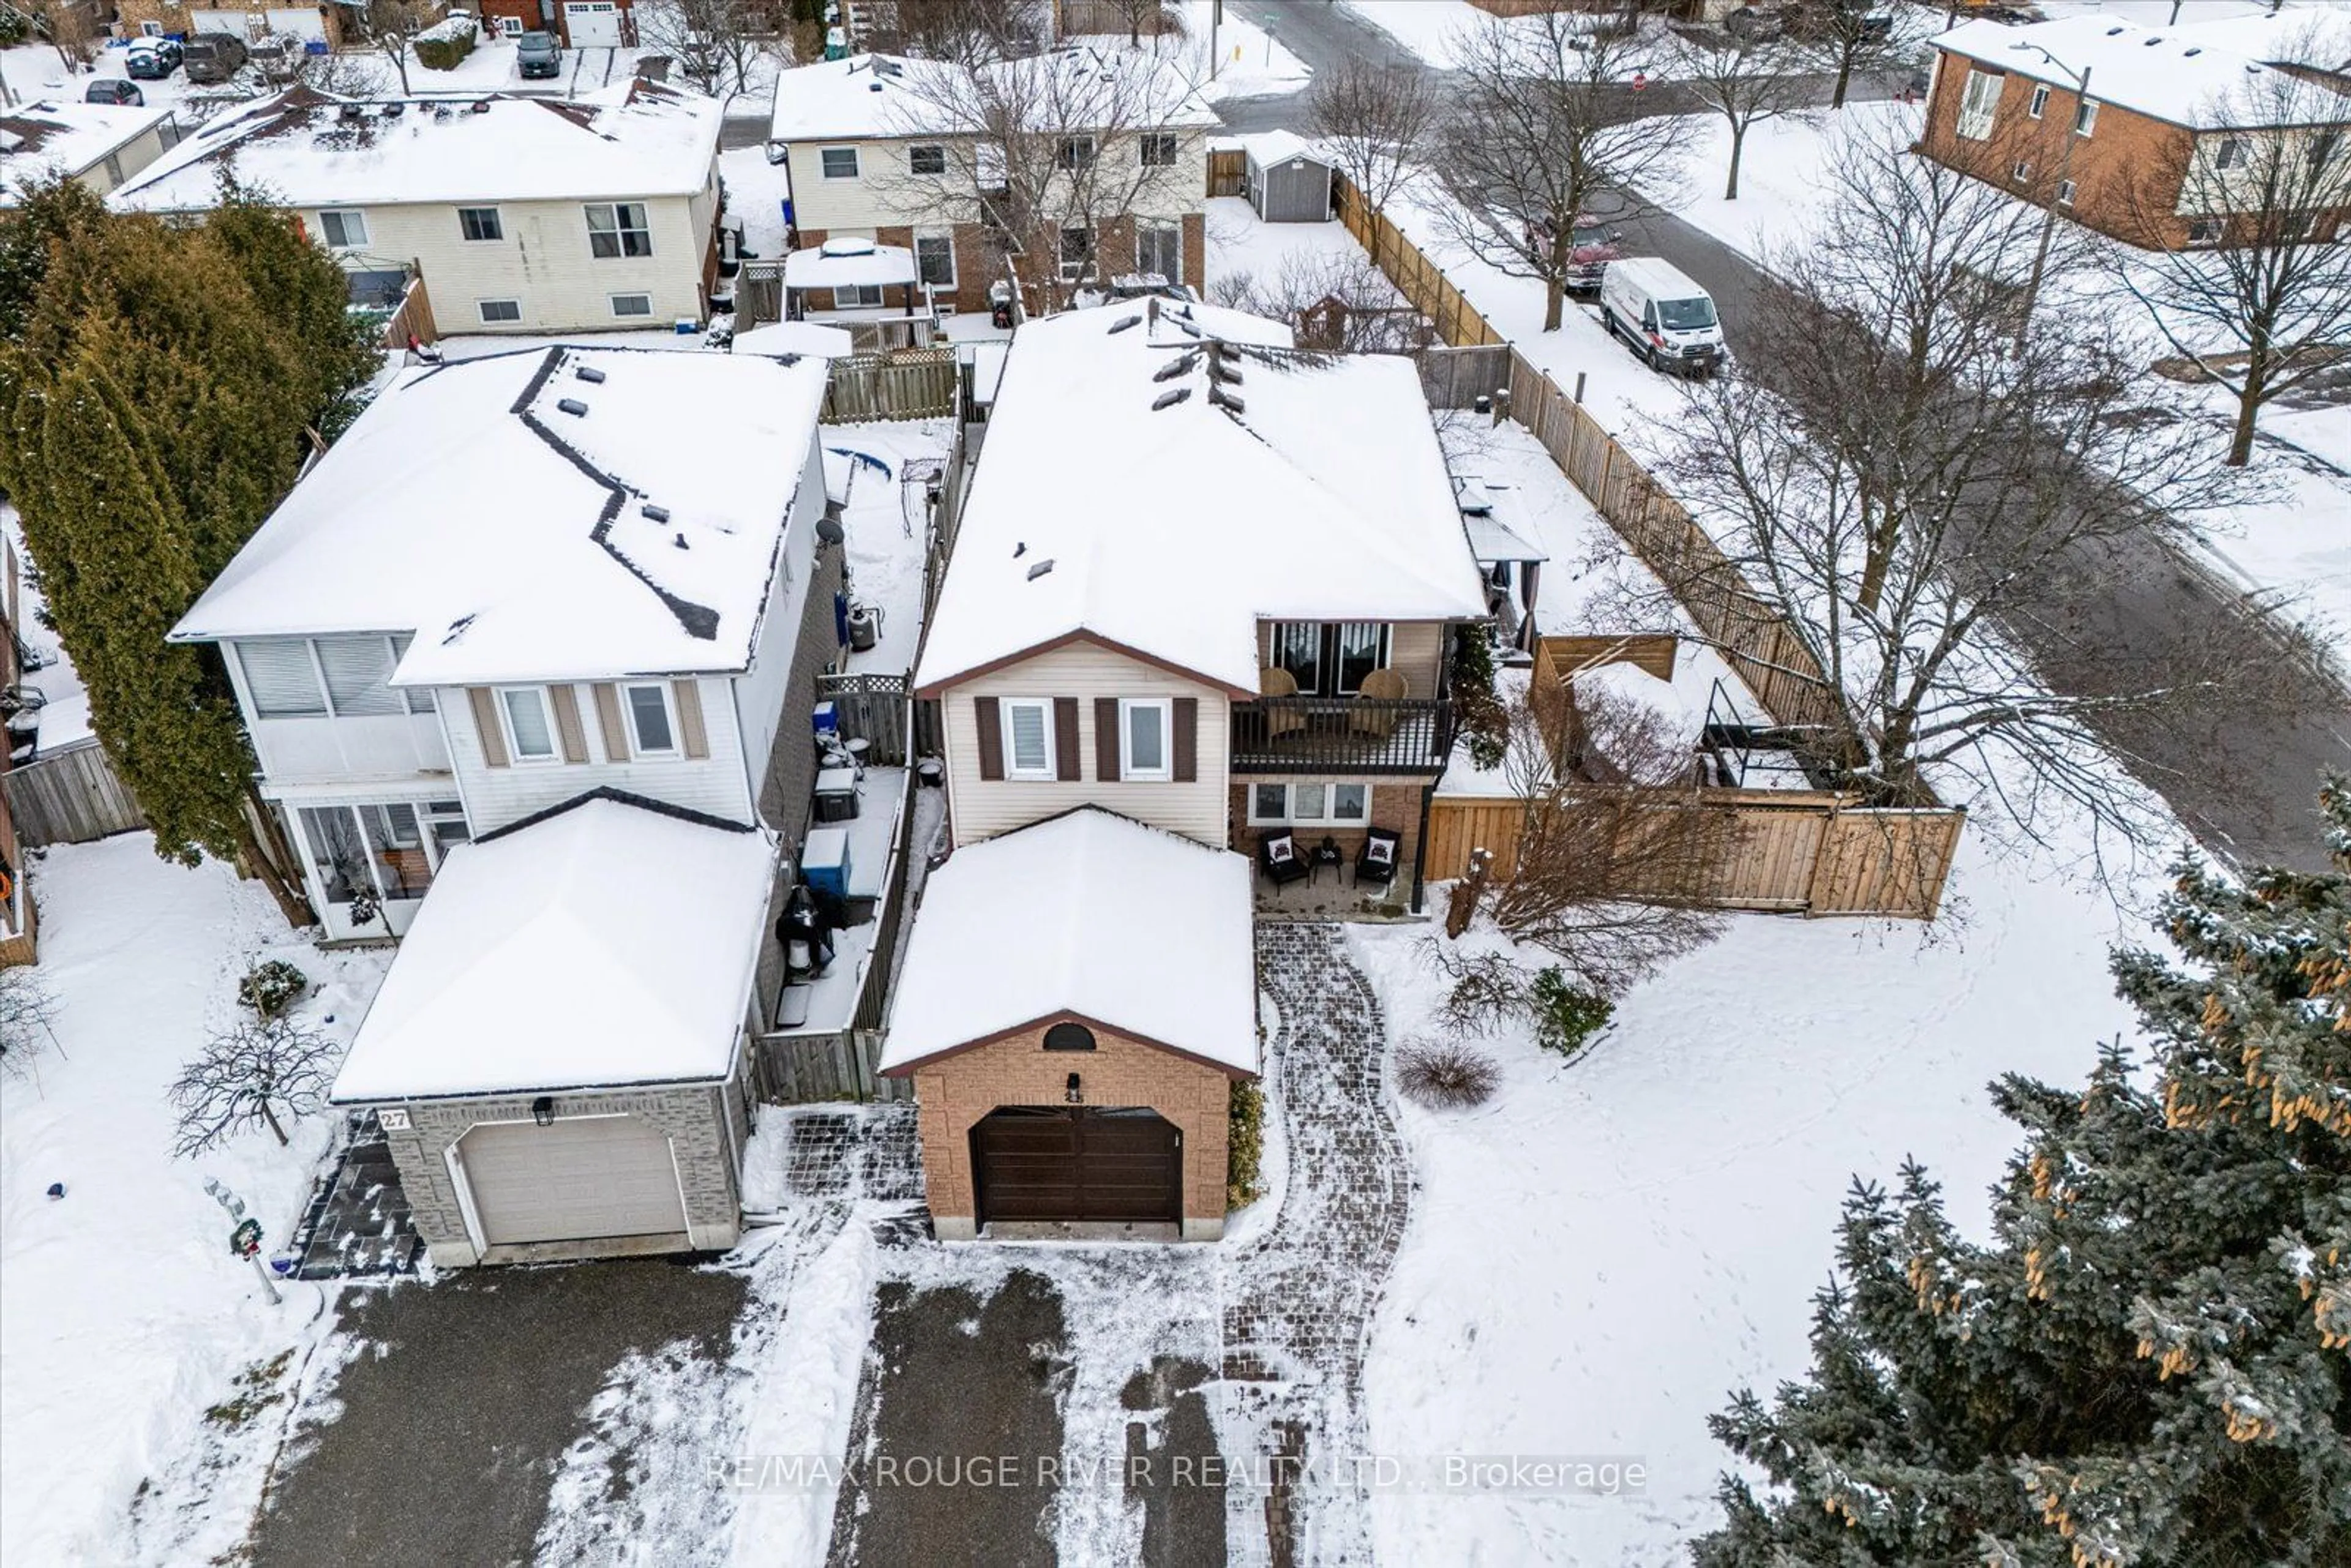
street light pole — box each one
[2012,43,2091,346]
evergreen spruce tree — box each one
[0,177,380,921]
[1693,783,2351,1568]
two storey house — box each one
[108,83,726,333]
[887,301,1491,1240]
[171,344,842,1267]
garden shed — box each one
[1244,130,1336,223]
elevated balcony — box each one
[1230,696,1454,775]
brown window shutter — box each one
[672,679,710,759]
[1172,697,1198,782]
[468,687,509,768]
[1095,697,1120,781]
[591,682,630,762]
[549,683,590,763]
[975,696,1004,781]
[1054,697,1080,782]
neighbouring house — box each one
[113,0,348,46]
[0,100,181,204]
[891,299,1491,1240]
[107,83,727,334]
[474,0,638,47]
[169,344,846,1266]
[762,48,1215,318]
[1919,13,2351,248]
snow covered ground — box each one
[1067,0,1310,103]
[1675,100,1921,262]
[0,836,389,1567]
[1355,802,2164,1564]
[823,420,952,681]
[1339,0,1667,78]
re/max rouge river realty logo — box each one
[712,1453,1650,1496]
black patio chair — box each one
[1355,827,1401,890]
[1258,829,1310,888]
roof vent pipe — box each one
[556,398,590,417]
[1027,559,1054,580]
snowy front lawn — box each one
[1067,0,1310,103]
[1353,822,2159,1564]
[0,836,386,1565]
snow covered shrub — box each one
[1227,1079,1265,1209]
[236,958,310,1019]
[1531,966,1611,1059]
[413,15,477,70]
[1396,1036,1500,1109]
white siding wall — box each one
[443,677,756,834]
[943,642,1230,846]
[728,430,829,805]
[301,186,710,334]
[784,129,1207,234]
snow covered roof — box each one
[879,808,1258,1076]
[108,81,722,213]
[1932,15,2349,129]
[171,345,830,685]
[784,239,919,288]
[1242,129,1327,169]
[2169,4,2351,78]
[731,320,858,358]
[765,46,1218,144]
[1455,477,1548,564]
[331,794,776,1101]
[0,100,174,202]
[913,302,1492,696]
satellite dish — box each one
[816,510,847,547]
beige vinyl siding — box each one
[944,642,1229,846]
[446,673,757,835]
[1255,620,1449,698]
[298,189,710,334]
[784,128,1208,235]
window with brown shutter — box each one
[468,687,509,768]
[549,683,590,763]
[975,696,1005,781]
[1172,697,1197,782]
[672,679,710,759]
[591,682,630,761]
[1054,699,1081,781]
[1095,697,1120,781]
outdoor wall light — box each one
[1065,1073,1082,1105]
[531,1096,556,1127]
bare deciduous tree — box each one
[1209,247,1429,353]
[0,964,62,1084]
[1306,56,1438,214]
[168,1015,337,1155]
[356,0,439,96]
[870,0,1043,67]
[882,43,1209,312]
[1793,0,1912,111]
[1474,676,1729,996]
[1096,0,1183,49]
[634,0,786,104]
[1431,13,1692,331]
[1671,31,1812,201]
[1652,129,2268,860]
[2112,46,2351,467]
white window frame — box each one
[1057,135,1096,170]
[2057,178,2077,207]
[1139,132,1177,168]
[1248,781,1372,828]
[1118,697,1172,782]
[2027,83,2049,119]
[458,205,503,241]
[2074,99,2098,137]
[621,681,680,757]
[2188,216,2225,246]
[140,18,163,35]
[1956,68,2001,141]
[499,13,523,34]
[833,282,885,309]
[914,228,956,288]
[1058,223,1095,283]
[820,146,861,180]
[584,200,653,259]
[1000,697,1056,781]
[318,208,369,250]
[907,143,947,176]
[2011,158,2031,182]
[478,298,523,324]
[497,685,560,763]
[1136,217,1181,284]
[610,291,654,318]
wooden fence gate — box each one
[821,350,958,422]
[817,670,913,766]
[3,738,147,846]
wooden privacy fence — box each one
[4,738,146,847]
[817,670,912,766]
[380,275,438,350]
[1207,147,1247,198]
[1425,791,1965,920]
[822,349,958,422]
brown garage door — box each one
[457,1117,688,1248]
[971,1107,1181,1226]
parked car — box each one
[248,34,301,83]
[517,30,561,79]
[1780,0,1894,42]
[124,38,183,79]
[182,32,249,84]
[1723,5,1783,40]
[1599,257,1725,377]
[1564,217,1622,296]
[83,78,144,106]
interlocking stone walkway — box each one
[1221,923,1416,1567]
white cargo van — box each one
[1599,257,1725,376]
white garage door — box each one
[457,1116,686,1248]
[264,7,326,40]
[190,9,257,39]
[565,1,621,46]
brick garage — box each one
[880,808,1260,1242]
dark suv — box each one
[517,31,561,79]
[182,32,249,84]
[124,39,182,80]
